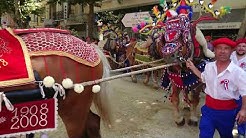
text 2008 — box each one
[10,103,48,129]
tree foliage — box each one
[48,0,103,38]
[96,11,123,25]
[0,0,45,28]
[47,0,123,37]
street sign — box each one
[121,12,151,27]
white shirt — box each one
[201,61,246,100]
[230,51,246,72]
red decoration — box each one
[0,29,34,87]
[0,98,57,137]
[169,74,184,88]
[179,0,188,14]
[211,0,218,4]
[20,31,100,67]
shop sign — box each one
[197,22,241,30]
[121,12,151,27]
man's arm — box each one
[236,71,246,124]
[186,59,202,79]
[236,96,246,124]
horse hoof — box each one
[143,80,149,85]
[187,119,198,126]
[153,84,159,89]
[183,107,190,111]
[132,78,137,83]
[175,118,185,126]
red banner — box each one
[0,98,57,137]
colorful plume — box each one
[211,0,218,4]
[153,5,160,18]
[219,6,231,17]
[160,0,167,8]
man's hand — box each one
[185,59,202,79]
[186,59,195,70]
[236,109,246,124]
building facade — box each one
[44,0,246,38]
[94,0,246,39]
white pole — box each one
[79,62,177,86]
[110,58,164,73]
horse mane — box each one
[93,45,113,127]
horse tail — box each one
[93,45,113,127]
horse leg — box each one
[130,68,137,83]
[152,70,159,89]
[31,56,103,138]
[181,91,190,111]
[127,52,137,83]
[143,71,150,85]
[131,75,137,83]
[171,84,185,126]
[82,110,101,138]
[188,88,201,126]
[57,88,94,138]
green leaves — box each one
[0,0,45,28]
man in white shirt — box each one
[186,37,246,138]
[230,38,246,137]
[231,38,246,71]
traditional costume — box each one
[199,38,246,138]
[230,38,246,136]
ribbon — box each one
[240,62,245,68]
[220,79,229,90]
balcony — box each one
[52,11,87,25]
[52,11,64,21]
[66,14,88,25]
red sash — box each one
[205,95,238,110]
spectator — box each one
[86,36,91,44]
[205,36,214,51]
[230,38,246,137]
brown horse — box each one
[155,13,214,126]
[124,37,161,88]
[99,29,130,70]
[0,28,112,138]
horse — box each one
[0,28,112,138]
[98,38,119,70]
[154,11,215,126]
[98,27,130,70]
[129,0,222,126]
[124,37,161,88]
